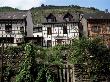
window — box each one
[108,26,110,32]
[47,19,52,22]
[63,13,73,22]
[5,25,12,34]
[20,26,24,34]
[91,26,101,33]
[47,18,56,22]
[57,40,62,44]
[47,27,52,35]
[0,37,14,43]
[65,18,70,22]
[39,27,42,32]
[63,26,67,34]
[33,27,42,33]
[47,40,52,47]
[16,38,23,43]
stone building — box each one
[81,12,110,45]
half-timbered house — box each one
[81,12,110,46]
[40,13,80,47]
[32,24,43,46]
[0,11,33,46]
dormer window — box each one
[46,13,56,22]
[65,18,69,22]
[47,18,56,22]
[63,13,73,22]
[48,19,52,22]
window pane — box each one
[91,26,101,33]
[47,27,52,35]
[63,26,67,34]
[5,25,12,34]
[47,40,52,47]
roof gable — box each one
[46,13,56,19]
[63,13,74,22]
[42,13,80,23]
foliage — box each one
[4,45,24,56]
[2,37,110,82]
[16,43,38,82]
[35,64,56,82]
[0,7,19,12]
[70,37,110,81]
[2,65,15,82]
[15,43,57,82]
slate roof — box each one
[42,13,80,23]
[82,13,110,19]
[0,12,27,20]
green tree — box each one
[16,43,37,82]
[70,37,110,81]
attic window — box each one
[64,16,73,22]
[48,19,52,22]
[47,18,56,22]
[8,16,11,18]
[89,16,92,19]
[64,13,73,22]
[47,13,56,22]
[23,15,26,17]
[65,18,69,22]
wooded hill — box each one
[0,5,102,24]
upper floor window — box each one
[63,26,67,34]
[5,25,12,34]
[47,27,52,35]
[91,26,101,33]
[33,27,42,33]
[106,26,110,32]
[20,26,24,34]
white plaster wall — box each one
[42,23,79,47]
[0,22,26,44]
[33,32,42,37]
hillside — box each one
[0,7,19,12]
[0,5,102,24]
[30,5,101,24]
